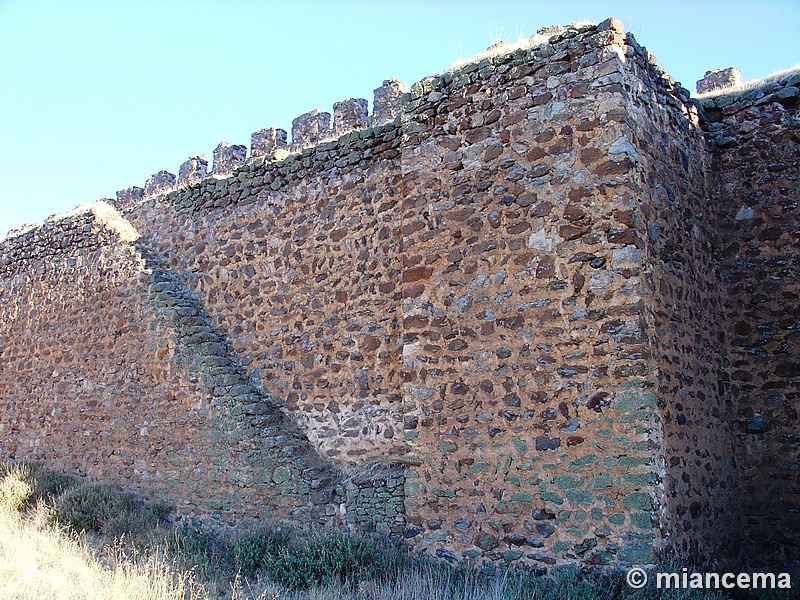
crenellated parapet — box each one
[111,185,144,212]
[212,141,247,176]
[108,76,408,209]
[178,155,209,185]
[333,98,369,135]
[696,67,742,94]
[250,127,287,158]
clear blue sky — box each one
[1,0,798,238]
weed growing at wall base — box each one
[53,482,170,538]
[0,461,34,510]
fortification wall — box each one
[122,123,406,463]
[702,73,800,564]
[0,205,344,528]
[1,16,797,572]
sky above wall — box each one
[0,0,798,238]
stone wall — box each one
[344,461,406,541]
[702,72,800,566]
[619,33,743,567]
[1,16,798,572]
[122,122,406,463]
[0,205,342,528]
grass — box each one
[0,461,34,510]
[448,20,595,72]
[0,504,196,600]
[0,460,797,599]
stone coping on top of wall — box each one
[0,202,139,279]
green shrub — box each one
[264,528,401,589]
[0,462,34,511]
[167,521,233,580]
[53,483,169,538]
[232,525,292,576]
[168,521,215,557]
[32,468,78,500]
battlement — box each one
[115,78,410,204]
[1,17,798,572]
[110,17,697,217]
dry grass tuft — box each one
[0,461,34,511]
[0,505,198,600]
[448,20,596,72]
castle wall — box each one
[123,125,406,464]
[0,205,341,528]
[1,17,797,571]
[703,75,800,565]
